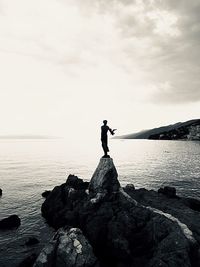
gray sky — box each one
[0,0,199,140]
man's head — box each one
[103,120,107,125]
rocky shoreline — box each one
[24,158,200,266]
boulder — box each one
[158,186,177,198]
[0,215,21,229]
[124,184,135,191]
[33,227,98,267]
[89,158,120,200]
[42,191,52,198]
[66,174,89,190]
[41,179,88,229]
[0,188,2,196]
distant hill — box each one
[115,119,200,140]
[0,135,59,139]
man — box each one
[101,120,116,158]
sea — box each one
[0,139,200,267]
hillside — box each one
[115,119,200,140]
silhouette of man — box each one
[101,120,116,158]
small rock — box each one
[42,190,51,198]
[0,215,21,229]
[66,174,81,185]
[158,186,176,198]
[0,188,2,196]
[66,174,89,190]
[18,253,37,267]
[124,184,135,191]
[25,237,39,246]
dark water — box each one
[0,139,200,266]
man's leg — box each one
[102,141,107,156]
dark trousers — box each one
[101,138,109,154]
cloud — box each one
[151,81,200,104]
[78,0,200,104]
[0,0,199,136]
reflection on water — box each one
[0,139,200,266]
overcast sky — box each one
[0,0,199,140]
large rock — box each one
[41,175,89,229]
[41,158,200,267]
[125,186,200,246]
[158,186,177,198]
[66,174,89,190]
[0,188,2,196]
[0,215,21,229]
[80,189,199,267]
[89,158,120,200]
[33,227,98,267]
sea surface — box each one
[0,139,200,266]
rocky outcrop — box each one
[158,186,177,198]
[0,215,21,229]
[66,174,89,190]
[41,175,88,229]
[89,158,120,203]
[125,186,200,246]
[33,228,97,267]
[39,158,200,267]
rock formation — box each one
[158,186,177,198]
[89,158,120,203]
[33,228,97,267]
[125,186,200,246]
[37,158,200,267]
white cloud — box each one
[147,9,181,37]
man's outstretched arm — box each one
[109,128,117,135]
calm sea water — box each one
[0,139,200,266]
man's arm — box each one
[109,127,117,135]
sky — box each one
[0,0,199,140]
